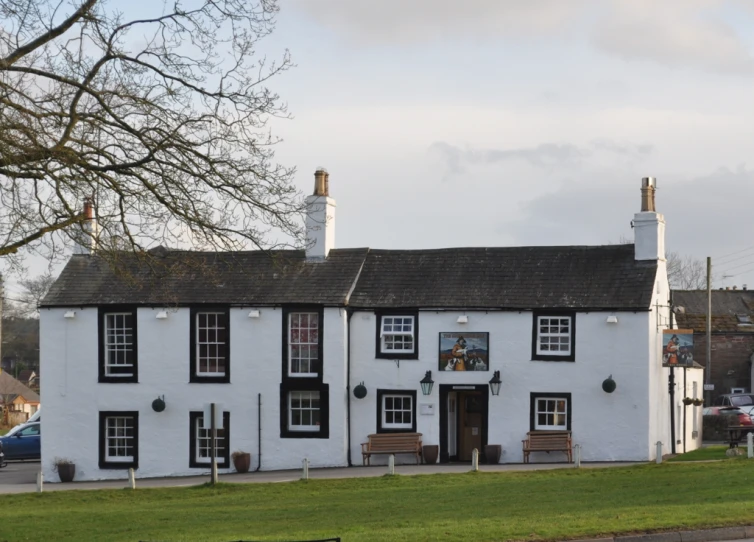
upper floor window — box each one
[288,312,319,377]
[532,312,575,362]
[376,312,419,359]
[98,307,138,383]
[190,308,230,383]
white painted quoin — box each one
[40,173,693,482]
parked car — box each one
[713,394,754,408]
[0,441,6,468]
[0,421,40,460]
[703,406,754,426]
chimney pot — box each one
[83,197,94,219]
[313,168,329,197]
[640,177,656,212]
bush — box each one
[703,413,740,441]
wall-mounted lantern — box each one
[488,370,502,396]
[602,375,617,393]
[64,310,76,319]
[152,395,166,412]
[155,310,168,319]
[420,371,434,396]
[353,382,367,399]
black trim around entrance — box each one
[439,384,489,463]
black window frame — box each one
[98,411,139,470]
[376,389,417,434]
[529,392,572,431]
[98,306,139,383]
[190,306,231,383]
[282,306,325,382]
[375,310,420,360]
[189,411,231,468]
[280,383,330,439]
[531,311,576,362]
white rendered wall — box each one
[349,309,656,465]
[40,306,349,482]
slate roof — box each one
[0,371,40,403]
[42,244,658,310]
[348,245,657,310]
[672,290,754,332]
[41,248,369,307]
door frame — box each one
[439,384,489,463]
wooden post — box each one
[302,458,309,480]
[388,454,395,475]
[128,468,136,489]
[36,471,43,493]
[471,448,479,472]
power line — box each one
[714,248,754,268]
[713,244,754,263]
[716,256,754,274]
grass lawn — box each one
[3,462,754,542]
[668,445,741,462]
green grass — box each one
[668,445,740,462]
[3,462,754,541]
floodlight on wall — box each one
[606,315,618,324]
[63,311,76,319]
[488,370,502,396]
[420,371,434,396]
[457,315,469,324]
[248,310,260,318]
[155,310,168,320]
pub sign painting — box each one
[662,329,694,367]
[439,332,489,371]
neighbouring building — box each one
[672,289,754,402]
[39,172,701,482]
[0,370,41,425]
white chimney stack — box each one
[73,198,98,255]
[305,168,336,260]
[634,177,665,261]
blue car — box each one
[0,422,40,461]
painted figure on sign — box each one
[450,336,467,371]
[664,334,679,365]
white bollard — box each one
[748,433,753,459]
[36,471,43,493]
[471,448,479,472]
[128,468,136,489]
[656,441,663,464]
[574,444,581,468]
[211,459,218,484]
[388,454,395,475]
[301,458,309,480]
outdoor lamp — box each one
[488,370,502,396]
[353,382,367,399]
[152,395,166,412]
[420,371,434,396]
[602,375,617,393]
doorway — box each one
[439,384,489,462]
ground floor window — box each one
[189,411,230,468]
[280,384,329,438]
[376,389,417,433]
[98,411,139,469]
[530,393,571,431]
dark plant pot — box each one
[422,445,439,465]
[233,453,251,473]
[57,463,75,483]
[484,444,502,465]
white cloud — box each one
[592,0,754,75]
[288,0,591,45]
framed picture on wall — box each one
[439,332,489,371]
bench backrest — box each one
[526,431,571,449]
[367,433,422,451]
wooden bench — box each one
[522,431,572,463]
[361,433,423,465]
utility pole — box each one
[705,257,712,406]
[210,402,218,485]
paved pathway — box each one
[0,460,639,494]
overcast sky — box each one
[7,0,754,297]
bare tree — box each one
[667,252,707,290]
[13,273,55,316]
[0,0,301,270]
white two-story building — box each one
[39,172,702,481]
